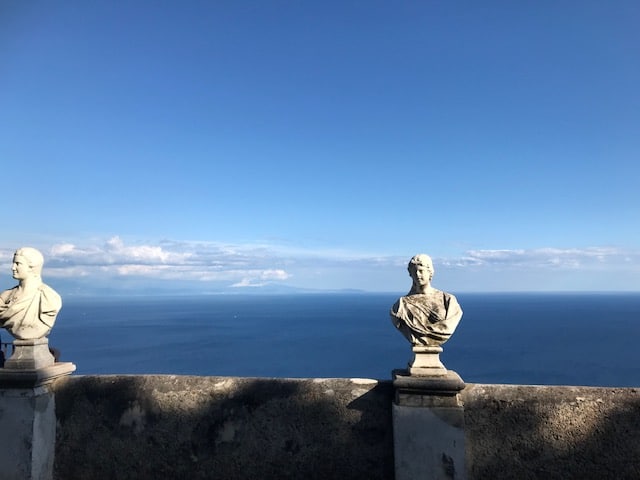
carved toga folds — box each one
[0,285,61,340]
[390,289,462,346]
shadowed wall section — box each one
[463,384,640,480]
[51,376,640,480]
[52,375,394,480]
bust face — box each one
[11,254,33,281]
[410,265,432,287]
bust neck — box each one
[16,275,43,293]
[409,283,435,295]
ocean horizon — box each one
[30,291,640,388]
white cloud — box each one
[50,243,75,255]
[230,269,291,288]
[440,247,639,270]
[0,238,637,291]
[49,236,191,266]
[231,269,291,287]
[8,237,297,287]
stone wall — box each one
[463,384,640,480]
[52,375,394,480]
[51,375,640,480]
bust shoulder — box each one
[0,286,18,303]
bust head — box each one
[407,254,434,292]
[408,254,434,278]
[12,247,44,280]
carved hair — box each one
[407,253,434,281]
[14,247,44,275]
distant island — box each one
[47,277,373,297]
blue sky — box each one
[1,1,638,293]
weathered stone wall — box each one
[50,376,640,480]
[52,375,394,480]
[463,384,640,480]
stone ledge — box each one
[393,369,465,406]
[0,362,76,388]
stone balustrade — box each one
[42,375,640,480]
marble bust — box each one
[390,254,462,347]
[0,247,61,340]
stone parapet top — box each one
[0,362,76,388]
[393,369,465,407]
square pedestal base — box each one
[392,369,467,480]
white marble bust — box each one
[0,247,61,340]
[390,254,462,347]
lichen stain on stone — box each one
[119,402,145,434]
[216,420,238,444]
[351,388,369,398]
[441,452,455,478]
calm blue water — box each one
[40,292,640,387]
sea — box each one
[34,292,640,387]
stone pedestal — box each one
[392,369,467,480]
[0,342,75,480]
[408,345,447,375]
[0,385,56,480]
[4,338,55,370]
